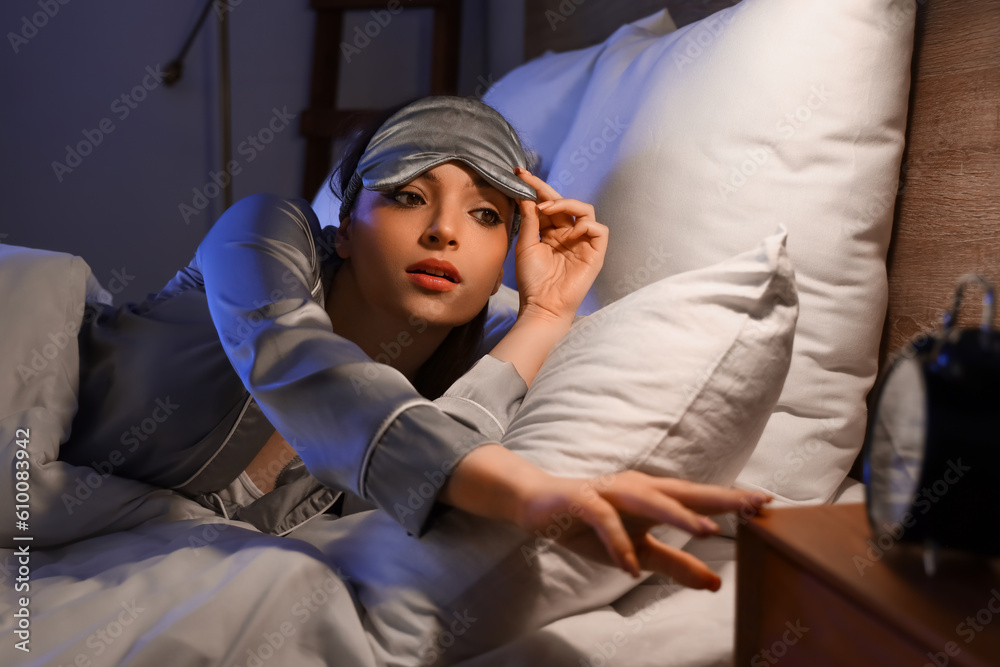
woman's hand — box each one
[513,168,609,321]
[512,470,771,590]
[439,444,772,590]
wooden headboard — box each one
[525,0,1000,374]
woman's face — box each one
[335,160,515,329]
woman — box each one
[61,96,769,591]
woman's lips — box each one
[407,272,458,292]
[405,258,461,292]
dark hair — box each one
[327,96,504,400]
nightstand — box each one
[736,503,1000,666]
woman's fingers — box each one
[645,477,773,516]
[536,198,596,223]
[515,197,541,252]
[516,167,563,202]
[562,220,610,257]
[575,496,642,577]
[604,486,721,538]
[637,533,723,591]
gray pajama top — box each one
[60,194,527,537]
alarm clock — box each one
[863,274,1000,573]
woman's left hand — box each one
[512,168,609,321]
[512,469,771,589]
[441,444,771,590]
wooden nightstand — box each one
[736,503,1000,666]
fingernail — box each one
[750,493,770,505]
[537,201,552,209]
[700,517,720,533]
[626,553,641,578]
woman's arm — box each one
[487,168,607,387]
[196,194,507,537]
[440,443,772,587]
[486,308,573,388]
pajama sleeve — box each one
[195,193,527,537]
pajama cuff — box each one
[363,355,529,537]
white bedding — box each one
[2,489,866,667]
[0,242,740,665]
[0,230,863,667]
[0,520,377,667]
[0,527,734,667]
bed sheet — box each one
[0,243,866,666]
[0,518,377,667]
[455,534,739,667]
[455,479,865,667]
[1,481,863,666]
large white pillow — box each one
[0,245,214,550]
[287,230,797,666]
[483,8,677,292]
[485,0,915,511]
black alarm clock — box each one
[863,274,1000,574]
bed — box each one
[2,0,997,665]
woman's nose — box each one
[422,208,461,246]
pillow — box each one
[0,244,215,550]
[484,8,677,183]
[484,0,915,513]
[288,230,797,666]
[482,8,678,293]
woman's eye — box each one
[475,208,503,226]
[389,190,424,207]
[387,191,501,226]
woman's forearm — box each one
[487,306,574,387]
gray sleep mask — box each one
[338,96,537,236]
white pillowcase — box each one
[288,230,797,666]
[484,0,916,511]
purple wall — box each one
[0,0,524,304]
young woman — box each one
[61,96,770,591]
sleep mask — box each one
[338,96,537,236]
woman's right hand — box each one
[511,169,608,322]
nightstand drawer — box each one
[736,504,1000,667]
